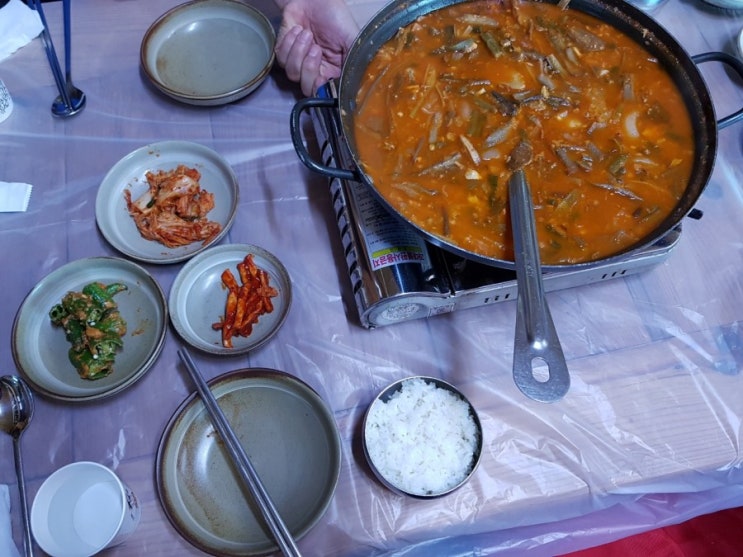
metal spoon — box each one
[51,0,86,117]
[507,141,570,402]
[0,375,35,557]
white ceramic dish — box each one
[156,368,342,556]
[169,244,292,355]
[11,257,168,402]
[141,0,276,105]
[96,140,238,264]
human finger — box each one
[275,24,302,68]
[300,44,323,96]
[275,26,313,81]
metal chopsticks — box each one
[177,348,302,557]
[30,0,85,116]
[30,0,70,109]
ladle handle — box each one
[13,437,33,557]
[509,170,570,402]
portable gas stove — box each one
[308,81,682,328]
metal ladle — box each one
[507,141,570,402]
[0,375,35,557]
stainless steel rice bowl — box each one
[362,376,483,498]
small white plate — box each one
[96,141,238,264]
[11,257,168,402]
[169,244,292,355]
[141,0,276,105]
[156,369,342,556]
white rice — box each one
[364,378,480,496]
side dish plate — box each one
[11,257,168,402]
[141,0,276,105]
[96,140,238,264]
[169,244,292,355]
[156,369,342,556]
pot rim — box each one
[335,0,719,271]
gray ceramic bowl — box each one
[169,244,292,355]
[96,140,239,264]
[157,368,342,555]
[141,0,276,106]
[362,376,483,498]
[11,257,168,402]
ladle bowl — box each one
[0,375,35,557]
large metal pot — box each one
[291,0,743,270]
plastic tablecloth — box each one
[1,0,743,555]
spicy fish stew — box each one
[353,0,693,265]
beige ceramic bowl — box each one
[11,257,168,402]
[141,0,276,106]
[157,369,342,555]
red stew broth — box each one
[352,0,694,265]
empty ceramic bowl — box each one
[141,0,276,105]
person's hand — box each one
[275,0,359,96]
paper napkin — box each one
[0,0,43,63]
[0,485,21,557]
[0,182,32,212]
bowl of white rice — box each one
[362,376,483,498]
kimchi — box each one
[124,165,221,248]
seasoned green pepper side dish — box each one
[49,282,128,380]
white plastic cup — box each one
[0,78,12,124]
[30,462,141,557]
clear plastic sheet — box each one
[1,0,743,555]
